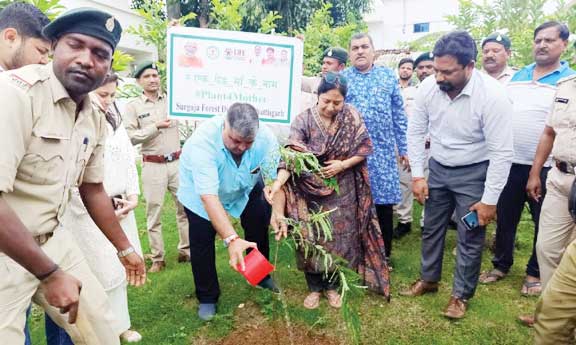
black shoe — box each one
[393,222,412,239]
[257,276,280,293]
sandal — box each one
[325,290,342,309]
[303,292,321,309]
[521,279,542,297]
[518,314,535,328]
[120,330,142,343]
[478,269,506,284]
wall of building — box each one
[365,0,458,50]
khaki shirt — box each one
[0,63,106,236]
[301,76,320,94]
[547,74,576,164]
[124,93,181,155]
[483,66,518,85]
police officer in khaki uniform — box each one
[0,8,146,345]
[481,33,517,84]
[125,62,190,273]
[517,73,576,327]
[534,237,576,343]
[301,46,348,97]
[529,74,576,288]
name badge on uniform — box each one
[138,113,151,119]
[555,97,569,104]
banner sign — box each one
[167,27,303,124]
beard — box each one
[437,81,455,92]
[8,45,26,70]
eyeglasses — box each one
[324,71,348,86]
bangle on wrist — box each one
[36,264,59,281]
[117,246,135,258]
[223,234,239,248]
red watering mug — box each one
[238,249,275,286]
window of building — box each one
[413,23,430,33]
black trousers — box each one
[375,204,394,258]
[304,272,340,292]
[184,179,271,303]
[492,164,550,278]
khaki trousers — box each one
[394,152,429,227]
[395,164,413,224]
[536,166,576,288]
[534,239,576,344]
[141,160,189,262]
[0,229,119,345]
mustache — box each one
[437,81,455,92]
[67,67,92,80]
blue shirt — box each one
[342,65,408,204]
[177,116,279,220]
[511,60,574,85]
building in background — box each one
[60,0,156,74]
[365,0,458,50]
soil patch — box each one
[202,301,341,345]
[214,321,340,345]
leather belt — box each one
[34,232,54,246]
[143,150,181,163]
[556,159,576,175]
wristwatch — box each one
[223,234,239,248]
[117,246,135,258]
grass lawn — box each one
[29,178,537,344]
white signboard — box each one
[167,27,303,125]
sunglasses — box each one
[324,72,348,86]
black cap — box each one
[414,52,434,67]
[482,32,511,50]
[322,47,348,64]
[133,61,158,79]
[43,8,122,50]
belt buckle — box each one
[164,153,174,162]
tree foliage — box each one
[136,0,370,34]
[405,0,576,67]
[299,3,366,76]
[127,0,195,90]
[0,0,64,20]
[402,0,576,68]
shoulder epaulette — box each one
[557,74,576,85]
[6,65,49,91]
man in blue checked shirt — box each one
[178,103,282,321]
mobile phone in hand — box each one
[111,195,123,210]
[461,210,479,231]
